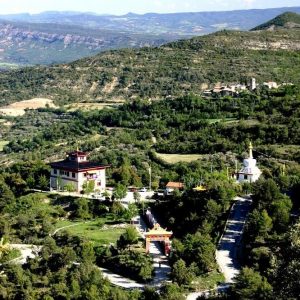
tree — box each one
[81,242,95,263]
[182,232,216,274]
[82,180,95,195]
[270,196,292,233]
[125,203,138,222]
[246,209,273,240]
[117,226,139,249]
[73,198,91,219]
[253,179,281,209]
[113,183,127,201]
[0,180,15,213]
[231,267,272,299]
[38,174,49,190]
[56,176,63,191]
[171,259,194,286]
[159,283,185,300]
[133,191,141,203]
[65,183,76,194]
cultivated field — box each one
[156,153,204,164]
[0,98,56,116]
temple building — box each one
[49,150,108,193]
[237,142,262,183]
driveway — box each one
[215,196,252,283]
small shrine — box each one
[144,223,173,255]
[237,142,262,183]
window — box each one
[59,170,70,176]
[72,172,76,178]
[244,175,248,180]
[53,169,57,175]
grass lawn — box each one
[0,140,9,151]
[156,152,205,164]
[54,219,127,246]
[192,270,225,291]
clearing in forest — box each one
[0,98,56,116]
[156,153,204,164]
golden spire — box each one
[249,141,253,159]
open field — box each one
[54,219,127,246]
[0,98,56,116]
[0,140,9,151]
[156,153,204,164]
[67,102,122,111]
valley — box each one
[0,10,300,300]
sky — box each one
[0,0,299,15]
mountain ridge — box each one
[1,7,300,67]
[1,7,300,35]
[0,20,174,66]
[0,27,299,107]
[252,12,300,30]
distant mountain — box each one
[0,20,174,67]
[0,27,299,106]
[1,7,300,35]
[252,12,300,30]
[1,7,300,67]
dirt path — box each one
[51,221,92,236]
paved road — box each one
[215,196,252,283]
[137,215,171,286]
[186,196,252,299]
[186,284,230,300]
[100,267,144,289]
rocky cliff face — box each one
[0,24,149,49]
[0,22,171,66]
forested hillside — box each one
[0,28,299,106]
[252,12,300,30]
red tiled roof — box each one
[166,182,184,189]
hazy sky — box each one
[0,0,299,15]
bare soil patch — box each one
[0,98,56,116]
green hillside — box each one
[252,12,300,30]
[0,28,299,106]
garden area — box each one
[53,219,128,246]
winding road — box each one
[216,196,252,283]
[187,196,252,299]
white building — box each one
[237,142,262,183]
[50,150,108,193]
[263,81,278,89]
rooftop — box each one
[50,160,108,172]
[166,181,184,189]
